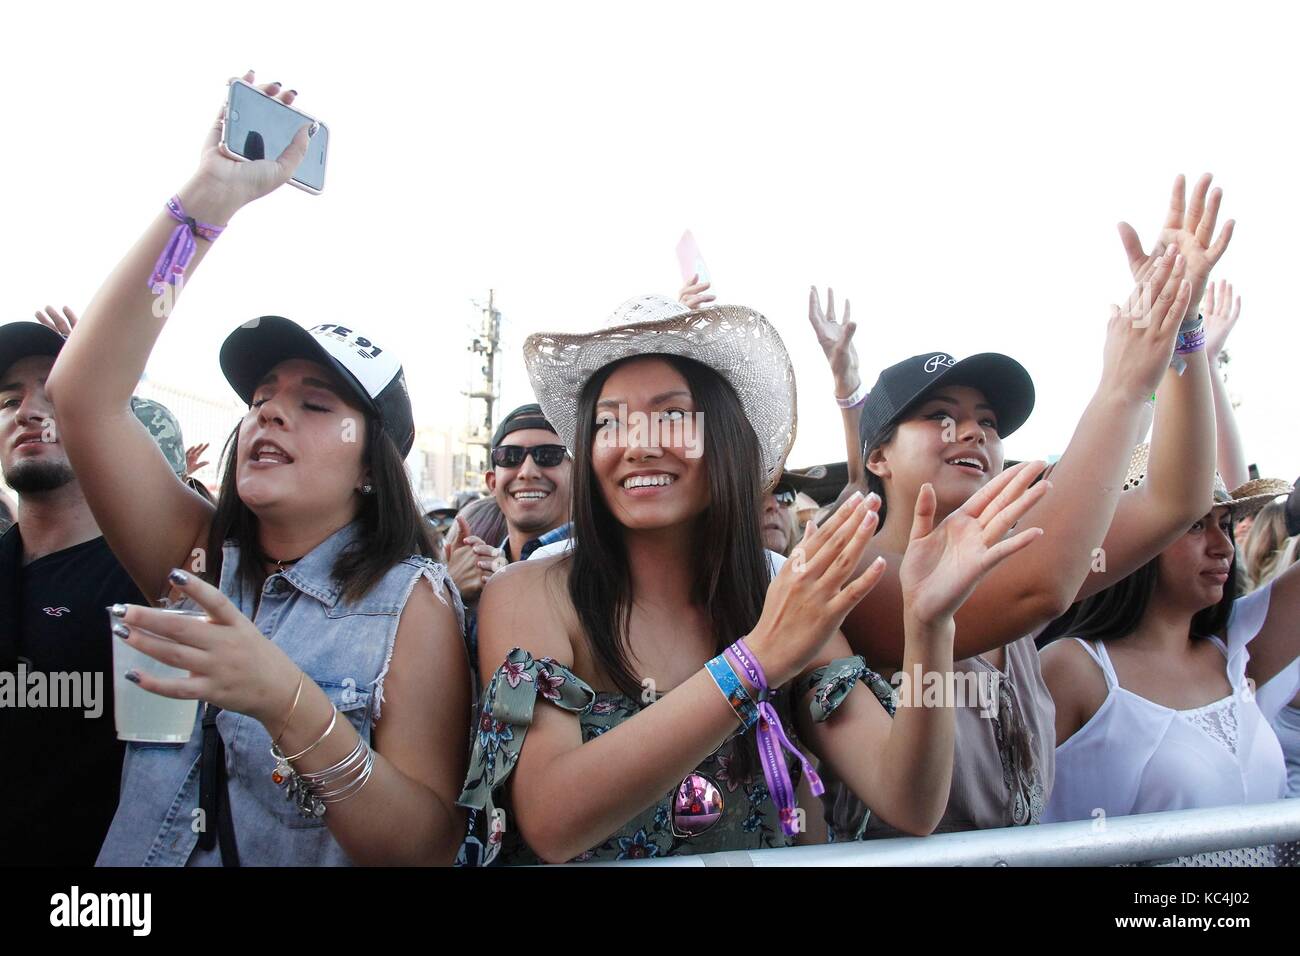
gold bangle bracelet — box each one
[274,673,307,745]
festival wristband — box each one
[727,638,824,835]
[1169,314,1206,375]
[835,380,869,409]
[706,655,759,730]
[149,195,227,293]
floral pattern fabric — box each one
[457,647,798,865]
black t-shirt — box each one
[0,526,147,866]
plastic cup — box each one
[112,608,204,743]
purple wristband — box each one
[149,196,227,293]
[1174,325,1206,355]
[727,638,824,836]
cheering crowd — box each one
[2,73,1298,867]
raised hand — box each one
[898,461,1049,627]
[184,442,211,476]
[1203,279,1242,361]
[34,305,78,338]
[678,274,715,310]
[1118,173,1234,291]
[189,70,312,218]
[808,286,860,398]
[1100,245,1192,398]
[745,492,888,687]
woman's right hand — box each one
[1098,244,1192,400]
[746,491,887,687]
[183,71,312,221]
[677,274,715,310]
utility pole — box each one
[463,290,502,489]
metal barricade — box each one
[594,800,1300,866]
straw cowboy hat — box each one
[1123,443,1293,518]
[522,295,797,489]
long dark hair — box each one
[1037,524,1239,648]
[204,413,436,602]
[567,354,772,701]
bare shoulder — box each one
[1040,638,1109,729]
[399,571,465,651]
[477,553,578,677]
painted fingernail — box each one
[108,604,127,618]
[168,568,189,586]
[124,670,141,684]
[270,80,282,88]
[848,490,864,506]
[112,622,130,640]
[288,89,298,96]
[865,492,881,508]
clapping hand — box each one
[897,461,1050,627]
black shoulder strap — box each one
[199,703,241,866]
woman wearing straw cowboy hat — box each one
[1041,446,1298,822]
[456,294,1051,864]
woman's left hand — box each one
[898,460,1051,628]
[111,568,301,728]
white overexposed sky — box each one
[4,0,1297,482]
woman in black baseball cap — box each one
[46,72,470,866]
[797,173,1233,840]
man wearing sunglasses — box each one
[485,403,573,564]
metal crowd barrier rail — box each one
[597,800,1300,866]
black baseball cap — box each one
[0,321,65,378]
[219,316,415,457]
[491,403,557,449]
[858,351,1035,455]
[1286,480,1300,537]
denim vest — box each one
[96,522,465,866]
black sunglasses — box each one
[491,443,568,469]
[773,484,796,507]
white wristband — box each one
[835,381,869,409]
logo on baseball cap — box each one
[219,316,414,456]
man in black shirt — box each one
[0,318,187,865]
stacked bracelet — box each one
[269,706,374,818]
[1175,321,1206,355]
[835,381,869,409]
[1168,313,1206,375]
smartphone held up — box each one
[220,79,330,194]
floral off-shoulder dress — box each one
[457,647,804,864]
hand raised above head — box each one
[808,285,859,397]
[34,305,78,338]
[1117,173,1234,288]
[185,70,312,221]
[1203,279,1242,361]
[678,274,715,310]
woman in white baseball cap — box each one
[456,293,1050,864]
[46,72,470,866]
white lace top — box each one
[1044,582,1298,822]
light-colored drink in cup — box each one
[113,608,205,743]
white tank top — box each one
[1044,583,1294,823]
